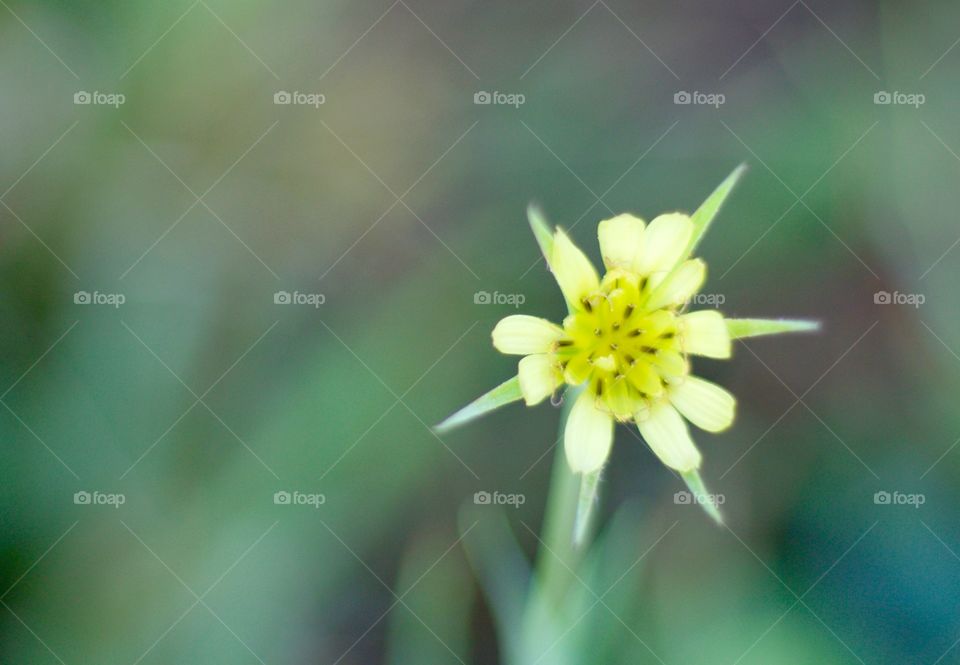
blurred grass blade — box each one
[686,163,748,256]
[459,505,531,663]
[573,469,601,547]
[681,470,723,525]
[386,530,472,665]
[435,376,522,433]
[527,203,554,260]
[727,318,821,340]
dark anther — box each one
[641,346,656,354]
[627,329,641,337]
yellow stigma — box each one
[552,269,689,422]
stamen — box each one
[641,346,656,354]
[623,304,635,319]
[627,329,642,337]
[557,340,573,347]
[582,299,593,312]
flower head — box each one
[494,211,735,475]
[437,166,817,520]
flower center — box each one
[552,269,688,421]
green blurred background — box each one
[2,0,959,663]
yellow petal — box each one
[670,376,736,432]
[564,390,614,473]
[606,376,636,420]
[551,229,600,310]
[598,213,645,270]
[517,355,561,406]
[492,315,563,355]
[646,259,706,311]
[637,402,701,472]
[627,362,663,397]
[632,213,693,276]
[652,349,688,379]
[679,310,731,359]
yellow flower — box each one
[493,211,733,474]
[438,165,816,511]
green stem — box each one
[517,386,590,665]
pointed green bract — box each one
[681,469,724,525]
[434,376,523,433]
[527,203,554,261]
[727,318,820,340]
[573,468,601,547]
[685,163,748,257]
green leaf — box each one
[434,376,523,433]
[527,203,554,261]
[686,163,748,257]
[458,506,531,663]
[681,469,724,525]
[727,318,821,340]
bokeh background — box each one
[2,0,959,663]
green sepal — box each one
[573,468,602,548]
[686,163,748,257]
[681,469,724,525]
[726,318,821,340]
[435,376,523,433]
[527,203,554,262]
